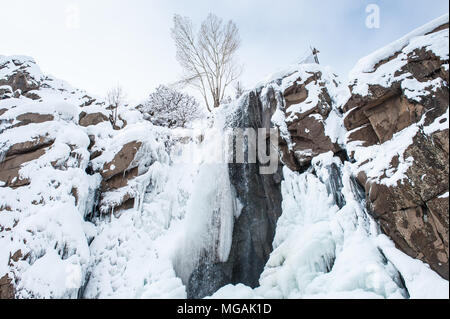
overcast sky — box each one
[1,0,449,103]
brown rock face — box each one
[365,95,422,143]
[79,112,109,127]
[344,22,449,279]
[0,137,54,188]
[344,84,426,145]
[101,167,139,191]
[0,71,40,95]
[0,148,45,187]
[101,141,142,180]
[378,202,448,279]
[276,72,341,171]
[99,141,143,214]
[347,124,379,148]
[13,113,54,129]
[286,115,339,168]
[0,275,14,299]
[5,136,54,158]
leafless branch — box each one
[171,13,242,111]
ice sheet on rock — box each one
[172,161,237,284]
[170,115,240,284]
[84,157,192,298]
[85,115,239,298]
[84,211,186,299]
[210,152,449,299]
[376,235,449,299]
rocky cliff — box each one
[344,18,449,279]
[0,13,448,299]
[0,55,174,298]
[210,14,449,297]
[239,14,449,282]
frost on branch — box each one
[139,85,203,128]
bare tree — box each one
[171,13,242,112]
[139,85,202,128]
[106,85,126,127]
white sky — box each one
[1,0,449,104]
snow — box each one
[0,55,44,83]
[423,107,449,135]
[324,108,347,146]
[2,199,98,298]
[206,284,259,299]
[1,100,79,121]
[211,153,449,299]
[0,55,105,299]
[1,15,449,300]
[254,62,349,151]
[271,106,293,150]
[376,235,449,299]
[17,249,82,299]
[348,124,418,187]
[350,13,449,78]
[349,13,449,98]
[84,211,186,299]
[347,105,449,188]
[401,77,444,101]
[84,107,241,297]
[438,192,449,199]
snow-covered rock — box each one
[343,13,449,279]
[0,55,172,298]
[0,55,102,298]
[0,13,448,300]
[209,14,449,299]
[253,62,349,170]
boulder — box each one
[0,275,14,299]
[13,113,54,128]
[98,141,143,214]
[0,146,48,188]
[79,111,109,127]
[0,71,40,95]
[101,141,142,180]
